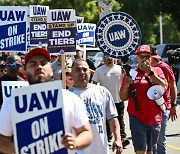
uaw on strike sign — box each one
[12,80,70,154]
[77,23,96,46]
[96,11,142,58]
[47,9,76,55]
[0,6,28,51]
[1,81,29,102]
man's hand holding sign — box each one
[0,48,92,154]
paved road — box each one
[109,98,180,154]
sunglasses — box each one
[138,55,151,60]
[0,69,7,72]
[7,62,21,68]
[65,72,71,76]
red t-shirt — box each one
[121,67,167,125]
[156,61,175,109]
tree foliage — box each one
[0,0,179,44]
[117,0,180,44]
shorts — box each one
[129,115,161,152]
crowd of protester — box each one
[0,44,179,154]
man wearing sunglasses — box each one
[0,55,24,110]
[120,45,168,154]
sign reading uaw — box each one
[12,81,69,154]
[0,6,28,52]
[95,11,142,58]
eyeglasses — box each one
[138,55,151,60]
[65,72,71,76]
[0,69,7,72]
[7,62,21,68]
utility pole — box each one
[159,3,163,44]
[94,0,114,19]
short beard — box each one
[27,74,53,85]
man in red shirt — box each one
[150,46,178,154]
[120,45,168,154]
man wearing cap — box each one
[120,45,168,154]
[150,46,178,154]
[0,48,92,153]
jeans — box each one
[153,110,170,154]
[130,115,161,151]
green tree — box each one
[1,0,179,44]
[157,14,180,44]
[117,0,180,44]
[41,0,121,23]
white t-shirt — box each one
[0,89,89,137]
[69,84,118,154]
[51,60,62,80]
[92,64,124,103]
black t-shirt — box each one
[0,74,24,109]
[86,58,96,82]
[86,58,96,70]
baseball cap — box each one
[25,48,50,64]
[151,55,161,60]
[135,45,152,55]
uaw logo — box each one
[59,49,65,54]
[95,11,142,58]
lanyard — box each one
[137,68,153,86]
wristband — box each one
[148,71,154,76]
[171,103,177,107]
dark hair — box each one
[0,64,5,69]
[72,59,87,68]
[149,44,158,55]
[17,52,26,56]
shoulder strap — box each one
[137,68,153,86]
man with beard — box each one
[92,55,129,148]
[0,48,92,154]
[0,55,24,110]
[120,45,167,154]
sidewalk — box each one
[109,102,133,154]
[110,99,180,154]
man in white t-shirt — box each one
[69,59,123,154]
[92,54,129,148]
[0,48,92,154]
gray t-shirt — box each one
[69,84,118,154]
[51,60,62,80]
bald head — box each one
[7,55,21,64]
[71,59,90,88]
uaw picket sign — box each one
[1,81,29,103]
[47,9,76,55]
[76,16,84,24]
[12,80,70,154]
[29,5,49,47]
[77,23,96,46]
[0,6,28,51]
[95,11,142,58]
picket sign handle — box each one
[83,44,86,60]
[61,55,66,89]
